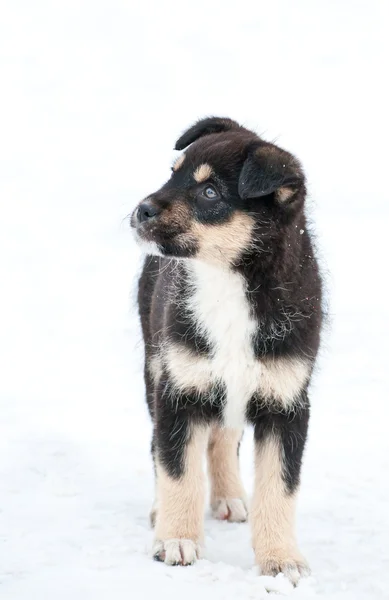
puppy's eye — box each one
[202,186,218,199]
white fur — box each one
[152,538,201,566]
[135,233,164,257]
[186,261,261,429]
[183,262,311,427]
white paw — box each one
[211,497,248,522]
[259,555,311,586]
[152,538,201,566]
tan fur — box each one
[193,163,213,183]
[207,426,245,505]
[163,344,309,412]
[276,187,295,202]
[251,436,307,576]
[191,212,255,266]
[154,425,209,542]
[149,353,163,387]
[260,356,311,408]
[165,343,212,393]
[159,200,191,229]
[172,153,186,172]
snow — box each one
[0,1,388,598]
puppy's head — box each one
[131,117,305,265]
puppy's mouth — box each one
[131,207,197,259]
[130,211,161,254]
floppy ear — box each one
[238,144,305,203]
[175,116,240,150]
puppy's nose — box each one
[137,201,161,223]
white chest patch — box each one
[186,261,261,429]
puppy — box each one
[131,117,322,584]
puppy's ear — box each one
[175,116,240,150]
[238,144,304,203]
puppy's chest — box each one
[186,262,260,428]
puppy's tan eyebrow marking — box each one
[193,163,213,183]
[172,153,186,172]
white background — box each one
[0,1,388,598]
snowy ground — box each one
[1,2,388,599]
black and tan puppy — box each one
[131,117,322,584]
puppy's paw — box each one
[211,497,248,522]
[152,538,201,566]
[258,552,310,586]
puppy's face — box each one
[131,117,305,265]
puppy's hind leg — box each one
[207,425,247,522]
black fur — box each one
[174,116,241,150]
[238,143,304,199]
[249,398,310,494]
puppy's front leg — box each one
[251,403,310,585]
[153,401,208,566]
